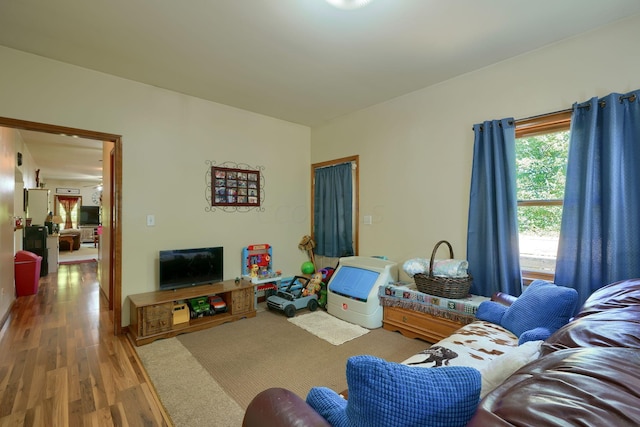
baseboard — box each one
[0,298,16,332]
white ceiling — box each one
[3,0,640,181]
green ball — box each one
[301,261,315,274]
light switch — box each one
[364,215,372,225]
[147,214,155,226]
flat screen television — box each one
[159,246,224,291]
[80,205,100,225]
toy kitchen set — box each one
[241,244,283,304]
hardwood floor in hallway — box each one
[0,262,171,426]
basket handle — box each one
[428,240,454,277]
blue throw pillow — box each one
[306,355,481,427]
[501,280,578,344]
[475,300,508,325]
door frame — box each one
[0,117,123,335]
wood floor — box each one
[0,262,171,426]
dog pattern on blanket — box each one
[406,346,458,367]
[402,321,519,370]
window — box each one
[515,111,571,281]
[55,195,80,229]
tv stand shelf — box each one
[128,278,256,346]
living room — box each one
[2,4,639,332]
[0,2,640,425]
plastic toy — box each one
[278,276,303,293]
[242,244,273,276]
[188,296,213,318]
[301,261,315,275]
[208,295,228,313]
[320,267,336,283]
[266,275,319,318]
[318,285,328,308]
[173,303,190,324]
[242,244,282,283]
[250,263,259,277]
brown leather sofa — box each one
[242,279,640,427]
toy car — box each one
[266,275,319,318]
[208,295,227,313]
[188,296,214,318]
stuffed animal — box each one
[302,272,323,296]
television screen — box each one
[159,247,224,291]
[80,205,100,225]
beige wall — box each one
[0,46,311,326]
[311,15,640,281]
[0,127,17,317]
[0,128,39,316]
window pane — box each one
[517,204,563,235]
[516,131,569,201]
[518,205,561,273]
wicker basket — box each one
[414,240,472,299]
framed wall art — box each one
[56,187,81,195]
[211,166,261,207]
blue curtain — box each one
[314,162,354,257]
[467,118,522,297]
[555,89,640,307]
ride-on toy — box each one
[266,275,319,318]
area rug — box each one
[288,310,370,345]
[58,244,99,264]
[136,337,245,427]
[175,309,428,409]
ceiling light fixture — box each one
[325,0,373,10]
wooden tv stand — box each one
[128,278,256,346]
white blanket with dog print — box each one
[401,321,518,370]
[401,320,542,397]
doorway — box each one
[1,117,123,335]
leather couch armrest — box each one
[491,291,517,306]
[242,388,330,427]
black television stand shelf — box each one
[128,279,255,346]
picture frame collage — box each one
[212,166,260,207]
